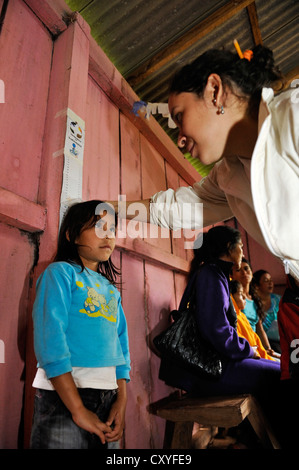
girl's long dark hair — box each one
[189,225,241,280]
[54,200,120,285]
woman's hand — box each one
[267,348,281,359]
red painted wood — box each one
[121,254,153,449]
[0,224,34,448]
[141,135,172,253]
[83,77,120,201]
[144,262,178,448]
[0,0,53,202]
[88,36,200,186]
[23,0,70,34]
[0,187,46,233]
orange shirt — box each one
[231,296,274,361]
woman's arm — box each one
[109,199,150,223]
[51,373,112,444]
[256,319,280,359]
[109,168,232,231]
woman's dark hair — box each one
[54,200,120,285]
[253,269,268,285]
[189,225,241,279]
[170,45,283,117]
[230,279,242,296]
[241,258,265,321]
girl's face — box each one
[232,261,253,287]
[233,287,247,310]
[257,273,274,295]
[168,90,228,165]
[227,241,243,269]
[75,212,116,271]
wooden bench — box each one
[149,392,281,449]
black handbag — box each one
[153,295,222,380]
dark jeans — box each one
[30,387,117,449]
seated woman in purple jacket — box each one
[158,225,285,443]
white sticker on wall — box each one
[60,108,85,224]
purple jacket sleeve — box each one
[194,265,254,360]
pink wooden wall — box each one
[0,0,286,449]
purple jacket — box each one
[180,259,253,361]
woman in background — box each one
[253,269,281,353]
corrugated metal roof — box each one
[65,0,299,175]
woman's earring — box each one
[218,105,224,115]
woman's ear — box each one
[66,230,70,242]
[204,73,224,108]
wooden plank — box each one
[144,262,178,448]
[283,65,299,88]
[127,0,255,86]
[120,114,142,200]
[156,395,252,428]
[0,0,53,202]
[247,2,263,45]
[23,0,70,35]
[0,223,34,448]
[121,254,153,449]
[83,77,120,201]
[165,162,187,260]
[174,272,187,310]
[246,396,281,449]
[0,187,46,232]
[164,421,193,449]
[140,135,171,253]
[116,236,189,274]
[88,37,200,186]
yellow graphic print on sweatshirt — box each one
[76,281,117,322]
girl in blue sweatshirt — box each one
[30,200,130,449]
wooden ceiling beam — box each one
[127,0,256,87]
[246,2,263,45]
[283,65,299,88]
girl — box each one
[231,258,279,359]
[30,200,130,449]
[253,269,281,352]
[230,279,274,361]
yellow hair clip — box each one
[233,39,253,61]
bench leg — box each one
[247,398,281,449]
[163,421,194,449]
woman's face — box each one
[168,90,228,165]
[257,272,274,295]
[227,241,243,269]
[232,261,253,287]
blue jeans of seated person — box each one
[30,388,117,449]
